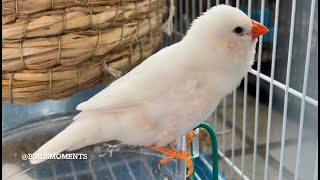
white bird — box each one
[30,4,268,176]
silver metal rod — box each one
[278,0,297,179]
[173,0,178,43]
[51,164,58,180]
[236,0,240,8]
[192,0,195,20]
[241,74,248,179]
[264,0,280,179]
[249,69,318,107]
[218,150,250,180]
[214,109,218,130]
[69,161,78,180]
[185,0,190,32]
[313,140,318,180]
[123,159,137,180]
[142,161,156,180]
[222,97,227,174]
[199,0,203,15]
[248,0,252,18]
[294,0,316,179]
[179,0,183,34]
[87,159,97,180]
[207,0,211,9]
[241,1,252,178]
[231,90,237,179]
[252,0,266,179]
[105,159,116,180]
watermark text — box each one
[21,153,87,160]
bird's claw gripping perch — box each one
[149,130,196,177]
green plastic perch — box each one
[189,122,218,180]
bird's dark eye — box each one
[233,26,244,34]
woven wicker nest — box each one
[2,0,167,104]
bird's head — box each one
[185,5,269,58]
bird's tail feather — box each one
[29,119,92,164]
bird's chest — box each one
[215,59,250,94]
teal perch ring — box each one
[190,122,218,180]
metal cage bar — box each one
[252,0,266,179]
[313,140,318,180]
[264,0,280,179]
[241,0,252,178]
[231,89,237,179]
[222,97,227,174]
[293,0,316,179]
[278,0,297,179]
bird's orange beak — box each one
[251,19,269,40]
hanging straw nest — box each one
[2,32,163,104]
[2,0,168,104]
[2,0,165,37]
[2,0,163,24]
[3,11,163,72]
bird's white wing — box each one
[77,43,194,112]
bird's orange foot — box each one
[149,146,193,177]
[149,130,196,177]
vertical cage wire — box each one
[199,0,203,15]
[173,0,178,42]
[241,0,252,178]
[122,158,137,180]
[51,164,58,180]
[228,0,236,178]
[278,0,297,179]
[252,0,266,179]
[313,140,318,180]
[222,97,227,174]
[214,110,218,132]
[68,161,78,180]
[87,158,98,180]
[192,0,196,20]
[231,90,237,179]
[222,2,229,176]
[207,0,211,11]
[141,161,156,179]
[293,0,316,179]
[264,0,280,179]
[230,1,240,178]
[231,1,237,174]
[241,75,248,179]
[185,0,190,33]
[178,0,183,34]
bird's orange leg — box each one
[149,130,196,177]
[186,130,196,151]
[169,141,176,150]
